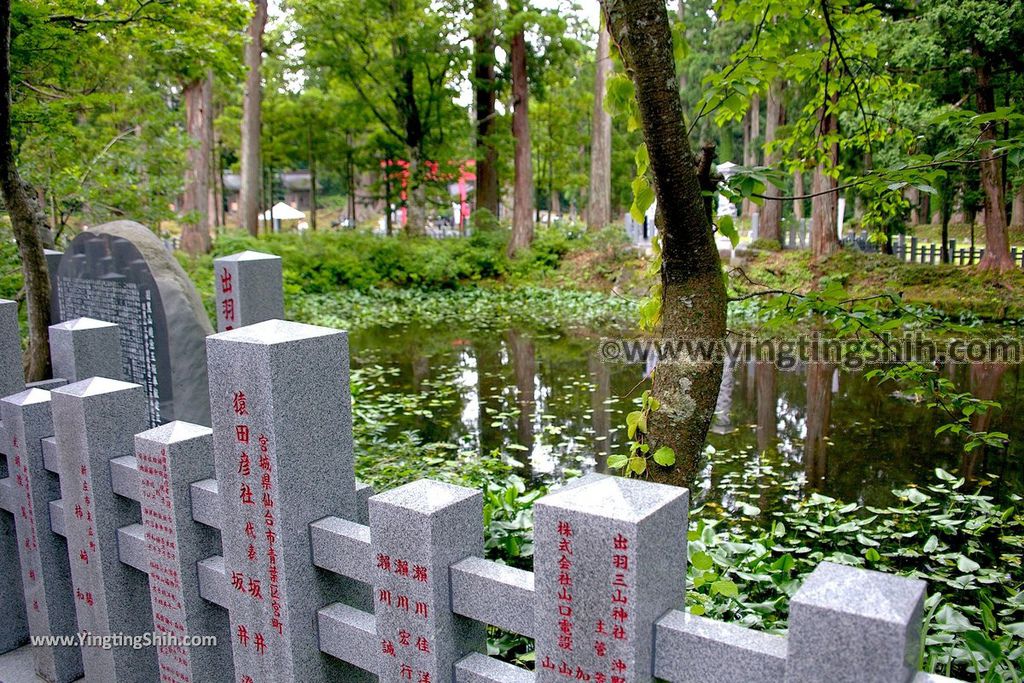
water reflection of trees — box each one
[347,325,1022,505]
[804,362,833,489]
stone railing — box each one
[0,295,964,683]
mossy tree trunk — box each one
[0,0,51,381]
[600,0,727,487]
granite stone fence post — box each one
[214,252,285,332]
[0,298,30,653]
[0,312,971,683]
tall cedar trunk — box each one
[811,60,839,260]
[793,170,804,220]
[181,77,212,255]
[1011,185,1024,229]
[205,72,219,231]
[601,0,728,486]
[974,54,1013,271]
[240,0,267,236]
[741,109,751,217]
[0,0,50,380]
[472,0,499,216]
[908,186,920,225]
[507,19,533,257]
[307,124,317,230]
[587,26,612,231]
[940,177,952,263]
[383,163,393,236]
[811,163,838,258]
[760,80,785,243]
[347,153,356,225]
[405,149,426,236]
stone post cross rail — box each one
[0,309,969,683]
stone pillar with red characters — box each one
[207,320,360,683]
[369,479,486,683]
[51,377,155,681]
[533,476,688,683]
[1,388,83,682]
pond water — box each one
[350,323,1023,518]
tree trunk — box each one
[940,176,953,263]
[741,108,751,217]
[405,149,426,236]
[0,0,50,381]
[601,0,728,486]
[307,124,317,230]
[239,0,267,237]
[811,163,838,258]
[507,18,534,257]
[383,162,393,236]
[587,25,612,231]
[1011,184,1024,229]
[974,54,1013,271]
[907,185,920,225]
[181,76,212,255]
[793,170,804,220]
[205,72,219,232]
[760,80,785,244]
[472,0,499,216]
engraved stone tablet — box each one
[369,479,485,683]
[52,377,156,681]
[1,389,83,682]
[533,477,689,683]
[136,421,233,683]
[214,252,284,332]
[54,221,213,427]
[207,320,356,682]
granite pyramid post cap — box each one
[791,561,926,623]
[207,319,344,344]
[52,376,141,397]
[370,479,479,515]
[217,250,281,263]
[50,317,119,331]
[538,476,689,522]
[0,387,52,406]
[136,420,212,444]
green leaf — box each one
[630,177,655,223]
[690,550,714,571]
[711,580,739,598]
[717,215,739,247]
[607,454,628,470]
[865,548,881,562]
[956,556,980,573]
[628,456,647,475]
[962,630,1002,662]
[634,143,650,176]
[652,446,675,467]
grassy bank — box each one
[732,249,1024,321]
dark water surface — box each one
[350,324,1023,516]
